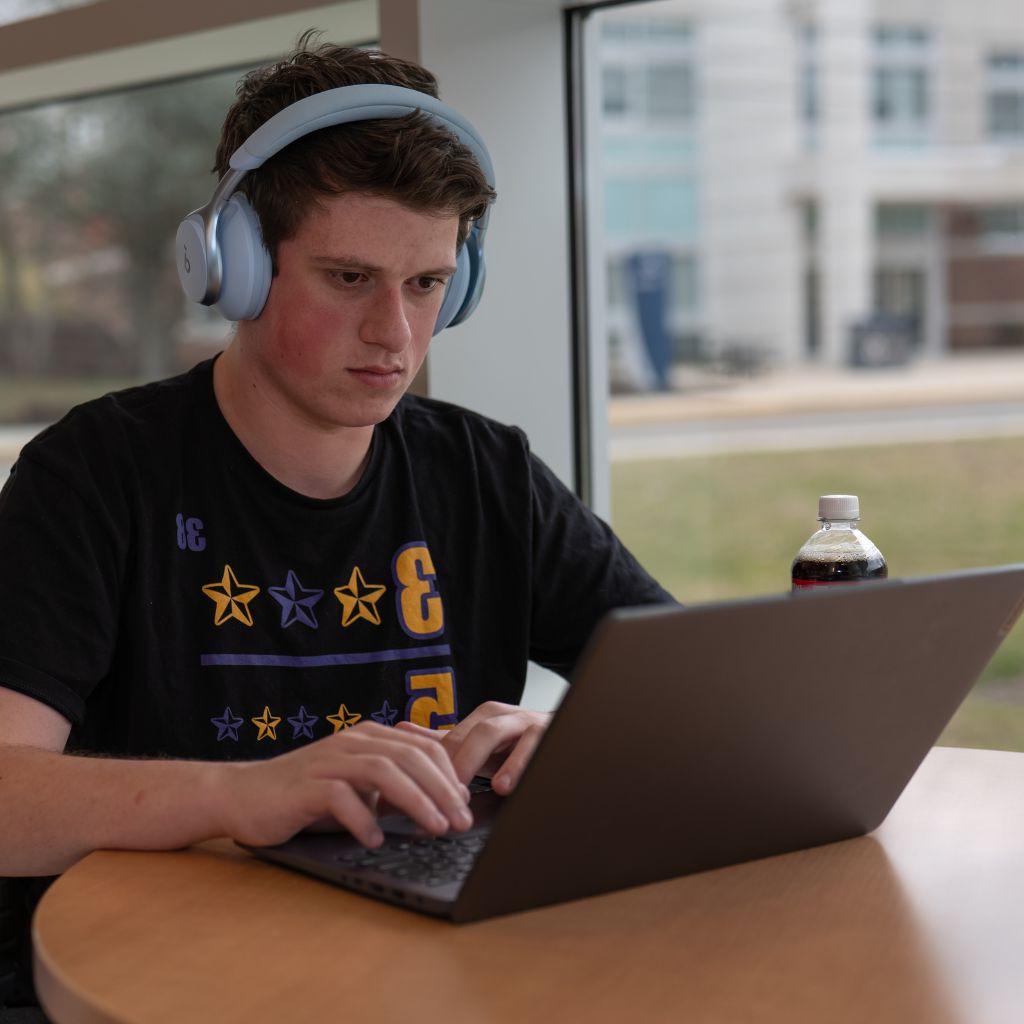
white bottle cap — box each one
[818,494,859,521]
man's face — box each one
[240,191,460,429]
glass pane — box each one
[0,64,264,439]
[646,64,694,119]
[0,0,97,28]
[980,206,1024,237]
[581,0,1024,751]
[988,92,1024,136]
[602,65,628,114]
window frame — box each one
[0,0,376,114]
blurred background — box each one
[1,0,1024,745]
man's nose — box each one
[359,286,412,351]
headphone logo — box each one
[183,245,191,274]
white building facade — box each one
[598,0,1024,370]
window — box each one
[797,22,818,149]
[876,205,930,237]
[0,0,96,28]
[598,15,695,124]
[872,23,932,145]
[602,66,628,115]
[0,68,253,417]
[0,0,375,432]
[980,205,1024,238]
[601,61,696,123]
[646,63,695,120]
[574,1,1024,752]
[600,17,692,45]
[986,52,1024,140]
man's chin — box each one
[320,391,405,430]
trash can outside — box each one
[848,313,917,368]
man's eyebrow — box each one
[311,254,458,276]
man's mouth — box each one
[348,366,404,389]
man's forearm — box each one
[0,744,226,876]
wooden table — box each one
[32,746,1024,1024]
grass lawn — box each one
[611,436,1024,751]
[0,377,134,425]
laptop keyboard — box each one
[336,832,487,886]
[335,777,492,888]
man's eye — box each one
[329,272,443,291]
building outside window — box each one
[980,204,1024,240]
[872,23,932,147]
[596,11,698,392]
[986,52,1024,140]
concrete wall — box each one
[383,0,576,491]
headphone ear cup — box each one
[433,243,472,336]
[452,230,486,327]
[175,213,211,303]
[214,194,273,322]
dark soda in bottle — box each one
[791,494,887,590]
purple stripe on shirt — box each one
[200,644,452,668]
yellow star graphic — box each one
[333,566,386,627]
[326,703,362,733]
[201,565,261,627]
[251,705,281,741]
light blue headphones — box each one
[175,83,495,334]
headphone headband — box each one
[176,82,495,328]
[230,84,494,235]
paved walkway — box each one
[610,401,1024,460]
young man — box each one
[0,36,672,1011]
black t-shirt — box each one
[0,357,673,760]
[0,357,674,1007]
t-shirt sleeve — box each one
[0,454,122,727]
[524,439,677,678]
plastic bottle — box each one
[791,494,887,591]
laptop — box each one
[240,564,1024,923]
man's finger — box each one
[394,721,442,740]
[435,701,511,762]
[448,714,526,784]
[490,724,546,795]
[390,722,470,800]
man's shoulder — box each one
[393,392,528,450]
[21,361,206,462]
[15,361,209,492]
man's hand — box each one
[213,721,473,850]
[396,702,551,796]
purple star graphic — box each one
[268,569,324,629]
[371,699,398,727]
[288,705,320,740]
[211,706,244,741]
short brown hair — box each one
[214,30,496,273]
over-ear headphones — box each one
[175,83,495,334]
